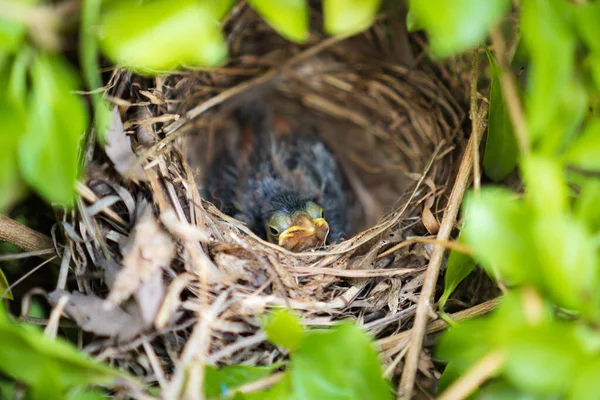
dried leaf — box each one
[422,196,440,235]
[104,106,147,182]
[134,268,165,327]
[49,290,145,341]
[106,205,174,307]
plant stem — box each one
[489,26,530,155]
[397,103,489,400]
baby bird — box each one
[206,103,348,251]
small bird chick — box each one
[206,102,348,251]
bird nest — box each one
[58,3,469,393]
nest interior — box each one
[57,2,476,395]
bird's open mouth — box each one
[278,215,329,251]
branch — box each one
[397,102,489,398]
[489,26,530,155]
[0,213,55,255]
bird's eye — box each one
[305,202,324,219]
[269,226,280,236]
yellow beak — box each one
[278,215,329,251]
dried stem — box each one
[0,213,56,260]
[378,297,501,352]
[489,26,530,155]
[398,103,489,399]
[470,48,481,194]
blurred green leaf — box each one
[205,364,280,398]
[66,387,109,400]
[572,2,600,54]
[533,216,599,317]
[248,0,309,43]
[574,178,600,233]
[522,0,576,143]
[18,53,88,206]
[537,77,588,155]
[437,363,466,396]
[479,380,550,400]
[289,323,391,400]
[483,48,519,181]
[99,0,228,73]
[408,0,510,58]
[0,303,126,396]
[81,0,111,144]
[569,359,600,400]
[263,308,305,352]
[0,268,12,300]
[504,323,585,395]
[0,51,28,212]
[437,314,495,371]
[521,155,568,216]
[440,232,476,308]
[564,118,600,171]
[462,189,538,285]
[323,0,382,36]
[0,18,26,54]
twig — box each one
[377,237,472,259]
[0,213,55,255]
[289,266,424,278]
[489,26,529,155]
[398,103,489,399]
[378,297,500,352]
[44,293,68,339]
[470,48,481,194]
[438,351,506,400]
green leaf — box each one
[569,359,600,400]
[479,380,554,400]
[205,364,281,398]
[522,0,576,142]
[323,0,382,36]
[0,268,12,300]
[572,2,600,54]
[564,118,600,171]
[263,308,305,352]
[574,178,600,233]
[0,52,28,212]
[437,363,465,396]
[440,232,476,308]
[247,0,309,43]
[18,53,88,206]
[483,48,519,181]
[99,0,228,73]
[521,155,568,216]
[504,322,585,395]
[290,323,391,400]
[462,188,538,285]
[533,215,599,317]
[408,0,510,58]
[0,303,127,395]
[0,18,26,54]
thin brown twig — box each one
[398,103,489,399]
[470,48,481,194]
[289,266,424,278]
[377,237,472,259]
[489,26,529,155]
[0,213,55,256]
[378,297,500,352]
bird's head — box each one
[265,201,329,251]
